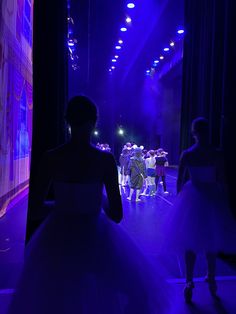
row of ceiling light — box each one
[145,28,185,76]
[109,2,136,73]
[67,1,184,76]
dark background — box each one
[27,0,236,242]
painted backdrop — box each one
[0,0,33,217]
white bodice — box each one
[53,181,103,214]
[145,157,156,169]
[188,166,217,184]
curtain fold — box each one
[26,0,68,242]
[180,0,236,213]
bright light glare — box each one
[118,128,124,135]
[127,3,135,8]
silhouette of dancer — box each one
[164,117,236,303]
[8,95,171,314]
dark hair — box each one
[122,148,129,154]
[191,117,209,138]
[65,95,97,127]
[148,150,155,156]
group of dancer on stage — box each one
[95,142,111,152]
[8,96,236,313]
[119,143,169,202]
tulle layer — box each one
[8,211,172,314]
[162,182,236,254]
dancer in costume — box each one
[119,147,130,186]
[8,96,172,314]
[127,147,146,202]
[144,150,156,196]
[163,117,236,303]
[155,148,169,194]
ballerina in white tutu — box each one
[164,117,236,303]
[8,95,172,314]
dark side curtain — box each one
[25,0,68,242]
[180,0,236,214]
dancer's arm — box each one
[103,153,123,223]
[177,151,188,194]
[28,152,53,220]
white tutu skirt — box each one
[162,181,236,254]
[8,211,172,314]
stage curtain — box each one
[26,0,68,242]
[180,0,236,213]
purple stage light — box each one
[126,17,132,23]
[177,29,184,34]
[118,39,123,44]
[127,3,135,8]
[170,41,175,46]
[115,45,122,50]
[154,60,159,64]
[163,47,170,51]
[120,27,127,32]
[112,59,117,62]
[115,55,119,59]
[160,55,164,60]
[111,66,115,69]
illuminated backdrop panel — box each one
[0,0,33,217]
